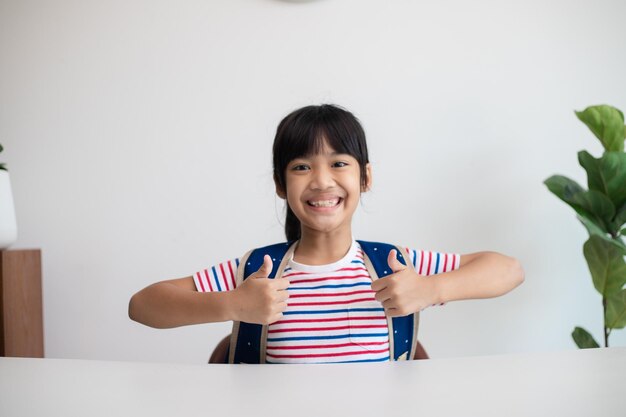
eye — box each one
[333,161,349,168]
[291,164,310,171]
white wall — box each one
[1,0,625,363]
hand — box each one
[371,249,440,317]
[230,255,289,324]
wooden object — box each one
[0,249,44,357]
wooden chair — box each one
[209,335,429,363]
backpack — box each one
[228,240,420,364]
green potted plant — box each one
[0,143,18,249]
[544,105,626,348]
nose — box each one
[309,166,335,190]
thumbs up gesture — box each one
[231,255,290,324]
[370,249,439,317]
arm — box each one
[128,255,289,329]
[128,276,236,329]
[372,250,524,317]
[437,251,524,303]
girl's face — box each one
[276,140,371,239]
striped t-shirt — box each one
[193,240,460,364]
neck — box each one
[294,227,353,265]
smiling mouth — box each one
[307,198,342,208]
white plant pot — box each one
[0,170,18,249]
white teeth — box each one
[308,199,340,207]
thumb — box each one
[254,255,273,279]
[387,249,406,273]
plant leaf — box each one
[583,235,626,296]
[577,215,626,253]
[606,289,626,329]
[571,326,600,349]
[545,175,613,232]
[578,150,626,210]
[575,105,625,152]
[599,152,626,210]
[570,189,615,225]
[578,150,604,193]
[614,203,626,230]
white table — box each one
[1,348,624,417]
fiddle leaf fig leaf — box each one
[545,176,612,232]
[599,152,626,209]
[570,189,615,225]
[606,289,626,329]
[571,327,600,349]
[577,216,626,253]
[578,151,603,193]
[583,235,626,296]
[578,150,626,210]
[614,203,626,230]
[575,105,625,152]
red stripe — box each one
[289,274,371,284]
[203,270,214,292]
[443,253,448,273]
[227,260,236,289]
[269,324,387,333]
[426,251,432,276]
[267,348,389,359]
[339,266,368,272]
[196,272,206,292]
[287,297,376,307]
[267,341,388,350]
[274,316,386,325]
[283,271,311,278]
[219,263,230,291]
[289,290,374,298]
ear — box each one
[362,163,372,192]
[274,175,286,199]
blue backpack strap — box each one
[357,240,419,361]
[230,242,293,364]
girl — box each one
[129,104,524,364]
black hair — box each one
[272,104,370,241]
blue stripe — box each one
[412,250,417,268]
[267,332,389,342]
[288,282,371,290]
[434,252,440,273]
[324,356,390,364]
[282,308,384,315]
[266,356,390,364]
[351,260,365,264]
[235,258,239,268]
[211,266,222,291]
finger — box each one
[273,278,290,291]
[254,255,273,279]
[370,277,387,292]
[387,249,407,273]
[277,290,290,302]
[374,286,393,303]
[269,312,284,325]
